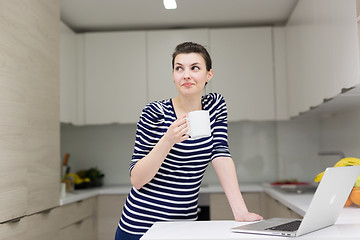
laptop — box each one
[232,166,360,237]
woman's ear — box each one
[207,69,214,83]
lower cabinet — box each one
[58,216,96,240]
[58,197,97,240]
[0,208,59,240]
[261,193,302,219]
[0,191,304,239]
[97,195,128,240]
[210,193,262,220]
[209,192,302,220]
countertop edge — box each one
[59,184,264,206]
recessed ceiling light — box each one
[163,0,177,10]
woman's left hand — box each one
[235,212,263,222]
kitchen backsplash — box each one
[60,107,360,186]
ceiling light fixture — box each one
[163,0,177,10]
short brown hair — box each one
[172,42,212,71]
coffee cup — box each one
[186,110,211,139]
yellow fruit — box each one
[66,173,83,184]
[314,157,360,184]
[355,175,360,188]
[314,172,324,182]
[350,187,360,206]
[344,197,353,207]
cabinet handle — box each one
[75,219,83,225]
[39,208,53,215]
[8,217,22,224]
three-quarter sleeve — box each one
[209,93,232,160]
[129,102,165,174]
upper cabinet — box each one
[147,29,209,102]
[83,31,147,124]
[209,27,276,121]
[286,0,360,117]
[60,23,78,124]
[61,27,281,124]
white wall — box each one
[61,107,360,186]
[61,121,278,185]
[319,108,360,165]
[276,115,322,182]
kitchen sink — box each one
[276,184,318,194]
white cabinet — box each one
[147,29,209,102]
[84,31,147,124]
[61,27,281,123]
[286,0,360,117]
[209,27,275,121]
[60,23,78,124]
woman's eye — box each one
[192,66,200,71]
[175,66,183,71]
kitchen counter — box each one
[141,220,360,240]
[263,184,360,224]
[59,185,131,205]
[140,184,360,240]
[59,184,262,205]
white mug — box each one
[186,110,211,139]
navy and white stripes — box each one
[119,93,231,235]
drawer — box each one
[97,195,127,240]
[59,197,97,229]
[59,216,96,240]
[0,217,27,240]
[21,209,60,240]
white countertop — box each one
[262,184,360,224]
[59,185,131,205]
[141,220,360,240]
[59,183,360,239]
[140,184,360,240]
[59,183,262,206]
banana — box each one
[314,171,324,182]
[334,157,360,167]
[314,157,360,184]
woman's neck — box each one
[172,94,202,117]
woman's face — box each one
[173,53,213,97]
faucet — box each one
[318,151,345,159]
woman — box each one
[115,42,263,240]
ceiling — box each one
[60,0,298,33]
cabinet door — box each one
[20,209,60,240]
[262,193,302,219]
[58,216,96,240]
[147,29,209,102]
[60,22,78,124]
[286,0,359,117]
[84,31,147,124]
[0,0,60,221]
[97,195,128,240]
[209,193,261,220]
[210,28,275,121]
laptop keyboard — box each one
[266,220,302,232]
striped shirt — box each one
[119,93,231,235]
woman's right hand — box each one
[163,116,189,145]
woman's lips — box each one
[182,83,194,87]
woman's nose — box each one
[183,69,190,79]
